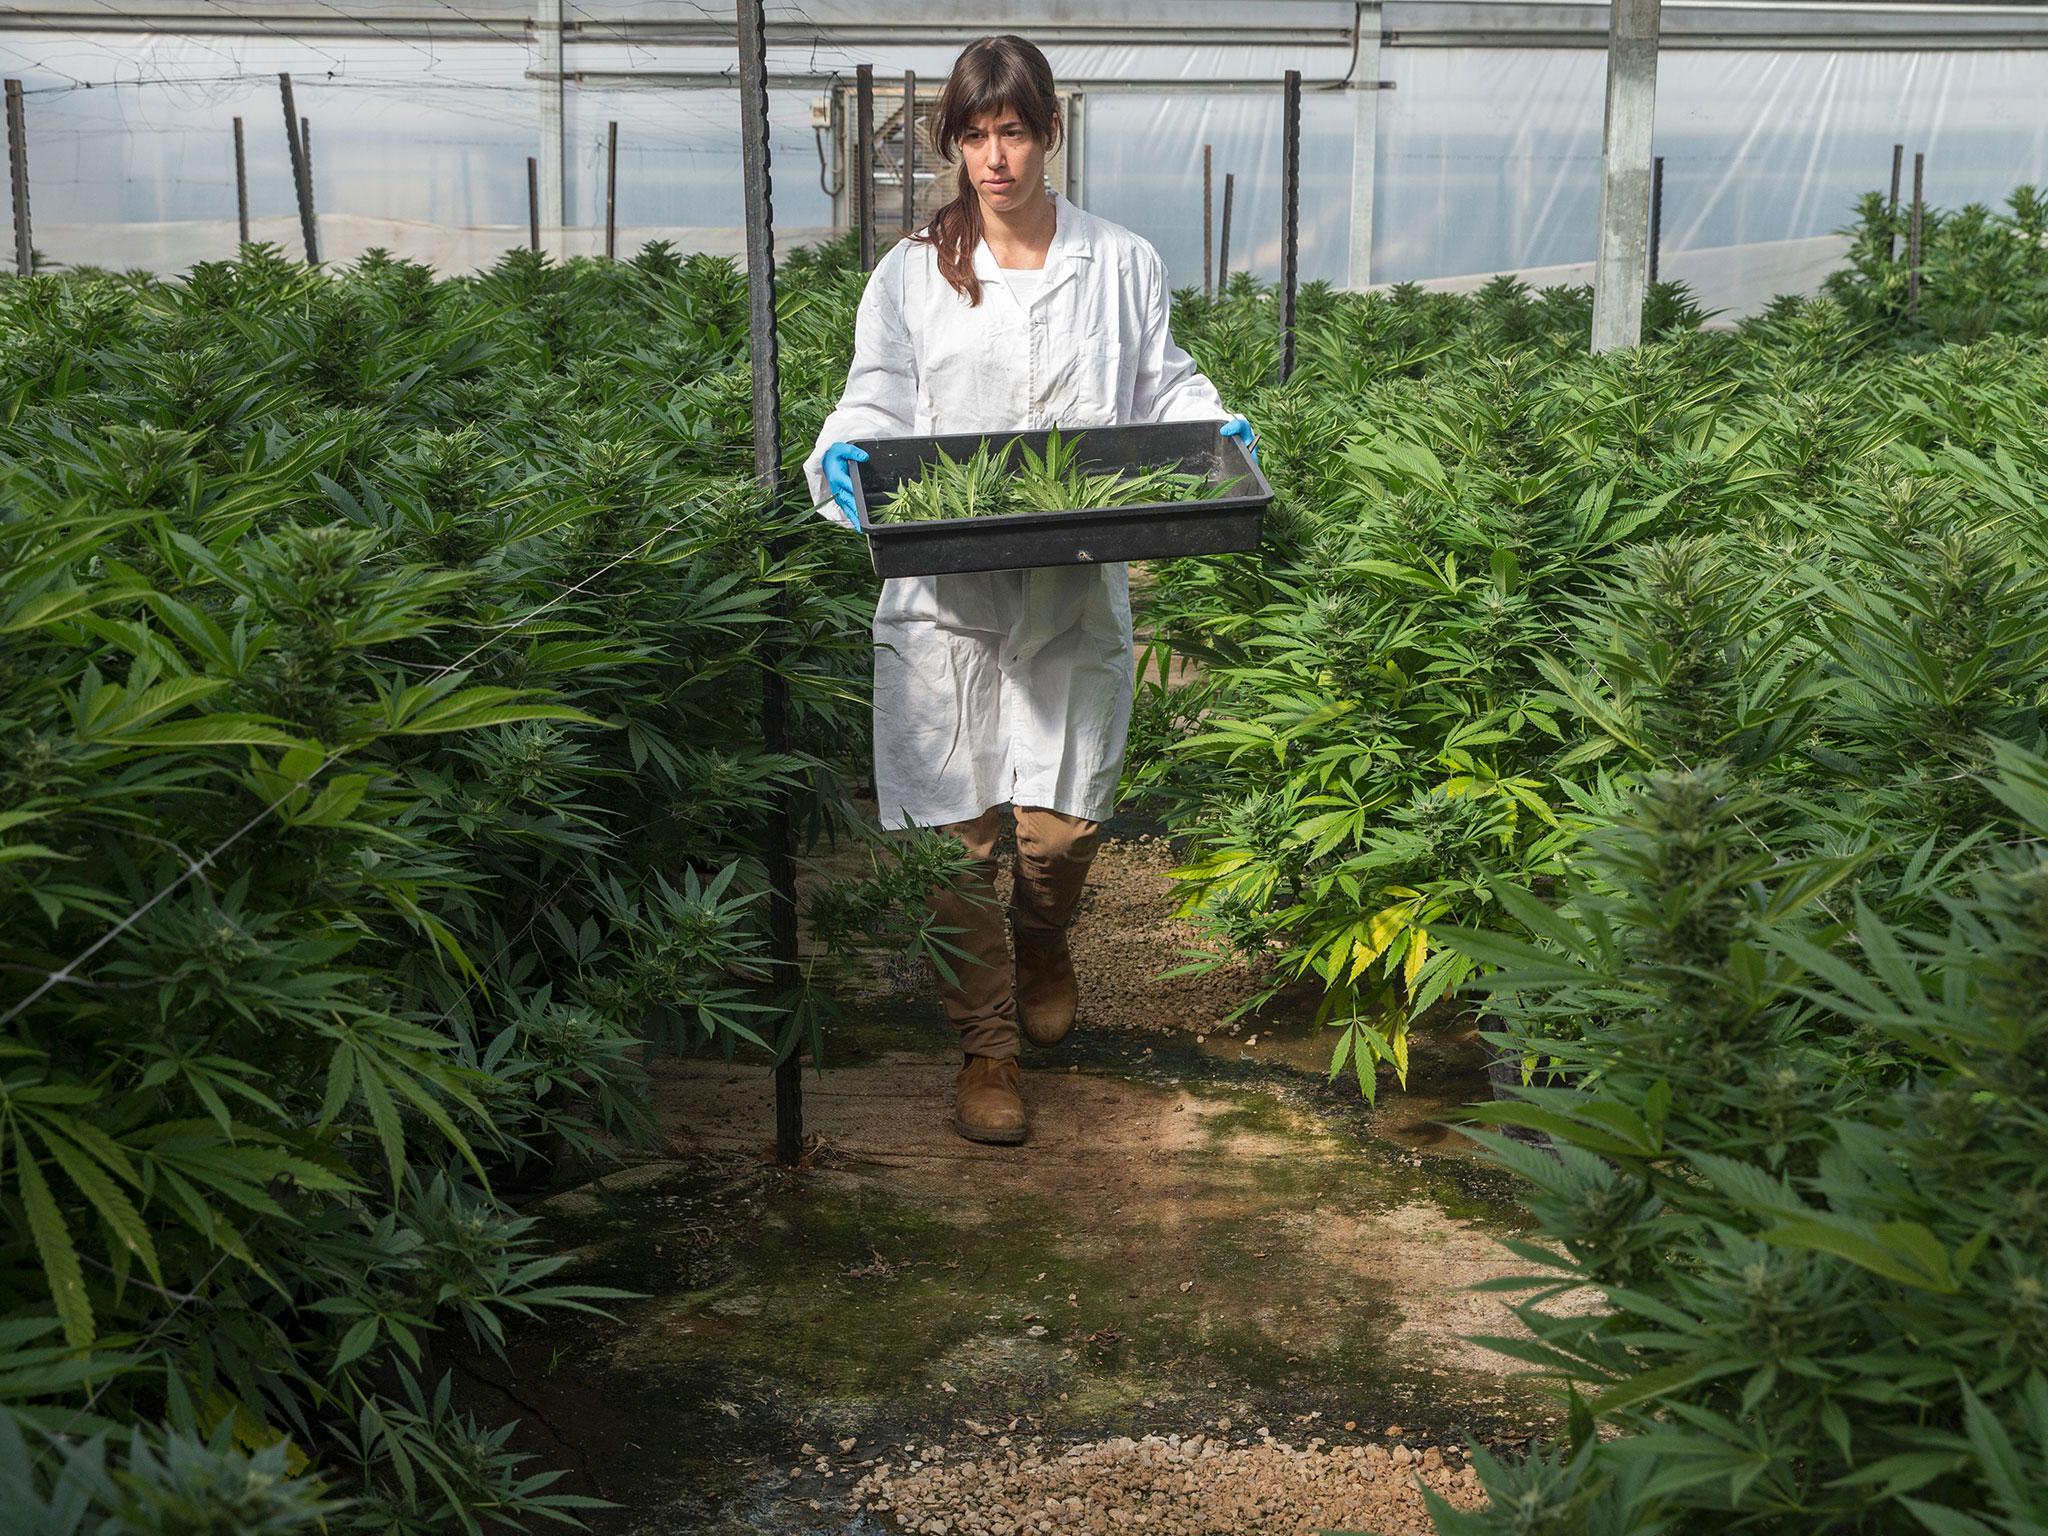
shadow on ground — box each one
[451,909,1565,1536]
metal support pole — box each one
[605,119,618,259]
[233,116,249,245]
[535,0,565,254]
[1066,92,1086,206]
[1279,69,1301,382]
[279,73,319,265]
[856,63,875,272]
[901,69,916,235]
[1887,142,1903,260]
[301,116,311,186]
[1908,151,1924,316]
[1590,0,1661,353]
[527,156,540,250]
[3,80,26,278]
[1649,153,1663,284]
[1202,144,1212,296]
[1218,171,1235,288]
[1346,1,1382,289]
[734,0,802,1168]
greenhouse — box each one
[3,2,2048,1533]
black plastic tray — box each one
[848,420,1271,578]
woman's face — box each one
[957,105,1054,216]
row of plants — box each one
[0,236,963,1530]
[1131,189,2048,1530]
[1133,185,2048,1087]
[3,181,2039,1532]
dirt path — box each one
[450,819,1572,1536]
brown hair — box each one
[908,35,1062,308]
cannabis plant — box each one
[1132,189,2048,1103]
[1442,742,2048,1533]
[1825,183,2048,344]
[0,237,943,1530]
[873,428,1225,523]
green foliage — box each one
[1133,193,2048,1532]
[0,236,937,1529]
[873,427,1226,522]
[8,192,2046,1532]
[1132,193,2048,1097]
[1824,185,2048,344]
[0,1411,342,1536]
[1439,742,2048,1532]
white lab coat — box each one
[803,190,1229,831]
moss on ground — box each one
[462,1040,1556,1533]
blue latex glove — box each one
[821,441,869,531]
[1219,415,1259,467]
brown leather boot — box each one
[1014,935,1077,1048]
[950,1053,1026,1145]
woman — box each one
[803,35,1254,1147]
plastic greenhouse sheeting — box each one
[3,5,2047,316]
[1371,45,2048,283]
[24,213,840,277]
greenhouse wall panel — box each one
[3,9,2047,312]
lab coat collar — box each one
[973,189,1092,306]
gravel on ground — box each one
[809,1427,1484,1536]
[1069,833,1281,1039]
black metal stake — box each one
[1280,70,1302,382]
[5,79,31,277]
[1203,143,1213,297]
[279,74,318,265]
[1908,151,1925,317]
[527,156,540,251]
[856,64,875,272]
[1218,171,1235,287]
[301,116,311,186]
[605,120,618,259]
[901,69,916,236]
[233,116,249,246]
[1649,154,1664,285]
[734,0,801,1168]
[1887,142,1903,261]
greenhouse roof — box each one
[6,0,2048,52]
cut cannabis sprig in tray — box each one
[874,428,1242,523]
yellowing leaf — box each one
[1347,903,1414,981]
[1404,928,1429,995]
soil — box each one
[449,811,1583,1535]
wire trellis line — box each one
[46,830,634,1455]
[0,499,736,1033]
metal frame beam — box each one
[534,0,564,249]
[1591,0,1660,352]
[1066,90,1085,204]
[543,72,1388,94]
[1346,1,1381,289]
[0,8,1352,45]
[7,2,2045,49]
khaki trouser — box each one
[929,804,1104,1060]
